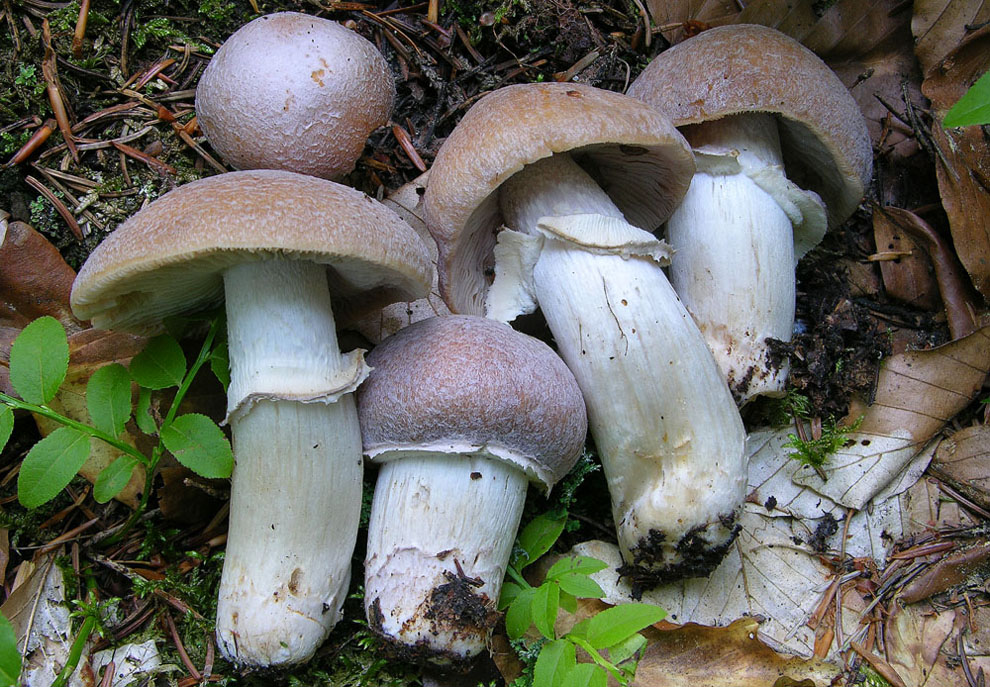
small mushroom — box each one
[70,170,432,666]
[627,24,872,404]
[424,83,747,583]
[195,11,394,179]
[358,315,586,667]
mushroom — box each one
[424,82,747,583]
[357,315,586,667]
[627,24,873,404]
[69,170,433,666]
[195,11,394,179]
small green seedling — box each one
[944,70,990,127]
[500,511,665,687]
[783,416,863,479]
[0,315,232,534]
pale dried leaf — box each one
[897,472,978,537]
[929,424,990,512]
[921,28,990,299]
[0,555,67,656]
[631,617,840,687]
[911,0,990,75]
[884,604,964,687]
[90,640,162,687]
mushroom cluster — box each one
[66,14,870,676]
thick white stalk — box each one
[666,113,795,404]
[216,259,363,666]
[364,454,527,666]
[499,155,746,581]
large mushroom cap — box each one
[358,315,587,489]
[423,82,695,315]
[195,11,394,179]
[627,24,872,228]
[70,170,433,332]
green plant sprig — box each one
[0,315,233,541]
[499,511,665,687]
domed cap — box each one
[627,24,872,228]
[70,170,433,332]
[358,315,587,489]
[195,12,394,180]
[423,82,695,315]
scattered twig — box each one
[23,174,83,240]
[41,19,79,163]
[71,0,90,59]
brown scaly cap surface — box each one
[627,24,872,228]
[423,82,695,315]
[70,170,433,332]
[195,12,394,180]
[358,315,588,489]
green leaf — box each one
[160,413,233,478]
[134,387,157,434]
[9,316,69,404]
[0,614,21,686]
[547,555,609,581]
[514,511,567,568]
[500,581,523,610]
[562,662,607,687]
[210,342,230,391]
[0,407,13,453]
[531,581,560,640]
[533,639,575,687]
[944,70,990,127]
[571,603,666,650]
[129,335,186,390]
[556,573,605,600]
[559,590,577,614]
[17,427,91,508]
[606,632,647,666]
[505,589,535,640]
[86,364,132,437]
[93,455,139,503]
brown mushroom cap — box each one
[357,315,587,489]
[70,170,433,332]
[423,82,695,315]
[627,24,872,228]
[195,12,394,180]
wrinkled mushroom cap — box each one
[70,170,433,332]
[627,24,872,228]
[358,315,587,489]
[195,12,394,179]
[424,82,695,315]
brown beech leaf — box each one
[884,604,981,687]
[921,27,990,299]
[631,617,840,687]
[0,221,83,333]
[911,0,990,75]
[899,538,990,603]
[928,424,990,513]
[645,0,740,45]
[872,210,940,311]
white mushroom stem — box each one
[666,112,824,404]
[498,154,747,581]
[216,259,364,666]
[364,453,527,666]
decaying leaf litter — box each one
[1,0,989,685]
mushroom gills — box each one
[364,453,526,668]
[496,153,747,582]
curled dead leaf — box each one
[928,424,990,513]
[911,0,990,75]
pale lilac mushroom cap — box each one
[195,11,394,179]
[358,315,587,666]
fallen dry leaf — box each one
[790,325,990,509]
[899,538,990,603]
[884,604,978,687]
[920,27,990,300]
[928,424,990,513]
[872,209,940,311]
[911,0,990,75]
[631,617,839,687]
